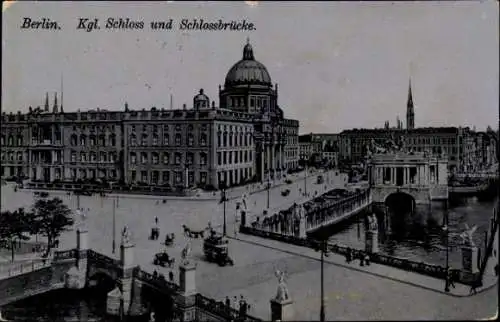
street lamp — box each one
[443,209,450,293]
[112,198,116,254]
[304,163,308,196]
[315,238,328,322]
[267,171,271,209]
[221,182,227,236]
[320,239,327,322]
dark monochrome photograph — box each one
[1,1,498,321]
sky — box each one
[2,1,499,134]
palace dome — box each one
[224,40,272,88]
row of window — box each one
[217,132,253,148]
[129,152,208,166]
[1,152,24,162]
[1,136,24,146]
[71,134,117,147]
[130,133,208,147]
[129,170,207,185]
[217,167,254,185]
[217,150,253,166]
[69,168,118,180]
[130,123,208,133]
[70,151,117,163]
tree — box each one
[32,197,74,257]
[0,208,33,262]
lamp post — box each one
[112,198,116,254]
[443,209,450,293]
[221,183,227,236]
[267,170,270,209]
[304,163,308,196]
[320,239,327,322]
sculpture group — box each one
[274,269,290,302]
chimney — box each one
[212,101,215,109]
[183,104,187,110]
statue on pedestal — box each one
[367,213,378,232]
[274,269,290,301]
[76,208,88,231]
[460,224,477,247]
[181,241,192,266]
[121,225,132,246]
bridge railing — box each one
[53,249,77,261]
[134,267,180,292]
[87,249,121,268]
[240,226,449,281]
[0,259,52,278]
[304,189,370,231]
[195,293,262,322]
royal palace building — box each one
[1,40,300,189]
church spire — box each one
[406,77,415,130]
[53,92,58,113]
[44,92,49,112]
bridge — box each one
[243,188,371,237]
[0,228,261,322]
[367,151,449,205]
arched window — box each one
[163,152,169,164]
[99,135,106,147]
[89,135,96,146]
[70,134,77,146]
[71,151,76,162]
[109,152,116,162]
[109,134,116,146]
[130,152,137,164]
[0,135,4,146]
[17,135,23,146]
[152,152,159,164]
[90,152,97,162]
[200,133,207,146]
[163,134,170,146]
[130,134,137,146]
[8,135,13,146]
[141,134,148,146]
[200,153,207,166]
[223,132,227,147]
[175,134,182,146]
[141,152,147,164]
[80,135,86,146]
[186,152,194,165]
[187,134,194,146]
[217,132,221,147]
[188,124,194,132]
[80,152,87,162]
[99,152,107,162]
[175,153,181,165]
[152,134,158,146]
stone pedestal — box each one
[365,230,379,254]
[106,287,123,316]
[461,245,479,274]
[77,229,88,251]
[270,298,294,321]
[298,216,307,239]
[120,243,135,270]
[179,262,197,296]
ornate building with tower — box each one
[1,40,300,190]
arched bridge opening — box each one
[139,280,176,321]
[384,192,417,241]
[87,272,117,295]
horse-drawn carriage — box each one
[153,250,175,268]
[164,233,175,246]
[203,231,234,267]
[281,189,291,197]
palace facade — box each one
[1,40,300,189]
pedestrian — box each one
[153,270,158,279]
[469,279,481,295]
[364,254,370,266]
[448,269,455,289]
[233,296,238,311]
[359,254,364,267]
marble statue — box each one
[460,223,478,247]
[274,269,290,301]
[121,226,132,245]
[181,241,192,265]
[368,214,378,232]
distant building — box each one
[0,40,300,189]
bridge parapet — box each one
[134,267,180,293]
